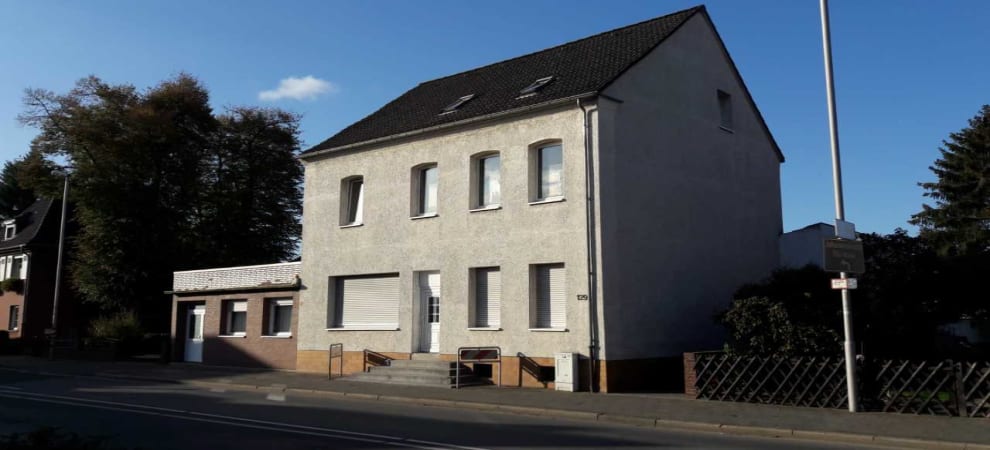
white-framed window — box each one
[222,300,247,336]
[412,164,438,217]
[329,274,400,330]
[531,263,565,329]
[475,154,501,208]
[8,256,24,280]
[471,267,501,328]
[3,220,14,240]
[341,176,364,226]
[531,143,563,201]
[718,89,733,130]
[8,305,18,331]
[265,298,293,337]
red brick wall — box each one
[683,352,698,397]
[172,290,298,370]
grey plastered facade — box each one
[297,9,783,390]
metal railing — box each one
[456,346,501,389]
[328,343,343,380]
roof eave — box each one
[300,92,599,161]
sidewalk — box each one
[1,356,987,449]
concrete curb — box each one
[1,365,986,450]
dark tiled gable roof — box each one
[0,198,55,251]
[304,6,704,155]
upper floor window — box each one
[3,220,14,240]
[412,164,438,217]
[474,153,501,208]
[340,176,364,226]
[534,143,563,201]
[718,89,733,131]
[3,256,25,281]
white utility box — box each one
[554,352,577,392]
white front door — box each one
[184,305,205,362]
[420,273,441,353]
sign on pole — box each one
[823,239,865,274]
[835,219,856,240]
[831,278,858,290]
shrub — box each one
[89,311,142,342]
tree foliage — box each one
[718,266,841,356]
[0,150,61,219]
[17,74,303,328]
[910,105,990,255]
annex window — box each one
[222,300,247,336]
[531,143,563,201]
[265,298,293,337]
[718,90,733,130]
[8,305,18,331]
[441,94,475,114]
[330,274,400,330]
[412,165,439,217]
[472,153,501,208]
[340,176,365,226]
[518,76,554,97]
[531,263,565,329]
[471,267,501,328]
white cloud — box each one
[259,75,337,101]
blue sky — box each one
[1,1,988,234]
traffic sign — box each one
[835,219,856,240]
[831,278,858,290]
[823,238,865,274]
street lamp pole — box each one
[49,172,69,359]
[819,0,859,412]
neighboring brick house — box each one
[169,262,300,369]
[295,6,784,392]
[0,198,71,345]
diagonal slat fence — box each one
[684,352,990,417]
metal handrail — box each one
[328,343,343,380]
[456,346,501,389]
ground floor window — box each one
[265,298,293,336]
[7,305,18,331]
[472,267,501,328]
[331,274,400,330]
[532,263,566,329]
[222,300,247,336]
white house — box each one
[296,6,783,391]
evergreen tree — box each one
[910,105,990,255]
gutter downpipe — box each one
[578,98,600,393]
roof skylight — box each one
[441,94,475,114]
[518,76,554,97]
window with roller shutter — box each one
[532,263,565,329]
[473,267,500,328]
[334,274,400,329]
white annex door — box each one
[184,304,205,362]
[419,272,441,353]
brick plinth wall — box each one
[683,352,698,397]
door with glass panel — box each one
[184,304,205,362]
[419,272,441,353]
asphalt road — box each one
[0,370,887,450]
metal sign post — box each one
[820,0,859,412]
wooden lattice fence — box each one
[685,352,990,417]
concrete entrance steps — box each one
[345,357,485,388]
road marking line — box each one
[0,385,22,390]
[0,391,489,450]
[266,393,286,402]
